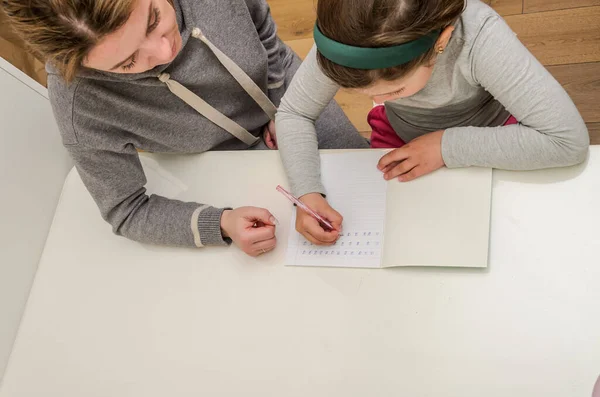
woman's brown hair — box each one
[1,0,136,82]
[316,0,465,88]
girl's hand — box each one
[220,207,278,257]
[377,130,445,182]
[263,120,277,149]
[296,193,342,246]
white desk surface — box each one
[2,148,600,397]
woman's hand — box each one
[220,207,278,257]
[263,120,277,149]
[378,130,445,182]
[295,193,342,246]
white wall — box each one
[0,58,72,381]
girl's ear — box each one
[435,25,456,53]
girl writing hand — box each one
[295,193,342,246]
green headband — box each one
[313,24,441,70]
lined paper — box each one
[286,151,387,268]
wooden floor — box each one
[269,0,600,143]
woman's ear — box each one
[435,25,455,53]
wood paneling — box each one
[334,89,372,133]
[285,38,314,59]
[273,0,527,42]
[505,6,600,66]
[270,0,316,41]
[548,62,600,123]
[0,12,47,86]
[483,0,523,16]
[524,0,600,13]
[588,123,600,145]
[360,131,372,140]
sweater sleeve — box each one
[65,143,230,247]
[243,0,286,106]
[44,70,232,249]
[276,46,341,197]
[441,15,589,170]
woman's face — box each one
[84,0,182,74]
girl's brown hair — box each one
[316,0,465,88]
[1,0,136,82]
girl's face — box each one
[84,0,182,74]
[353,64,435,104]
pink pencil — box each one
[276,185,335,231]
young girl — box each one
[276,0,589,246]
[1,0,368,256]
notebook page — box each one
[382,166,492,267]
[286,151,387,268]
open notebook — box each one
[285,151,492,268]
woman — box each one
[1,0,369,256]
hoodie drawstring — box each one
[158,27,278,146]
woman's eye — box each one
[122,54,137,71]
[148,7,161,33]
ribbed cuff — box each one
[197,207,232,246]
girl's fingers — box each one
[302,220,338,245]
[398,166,426,182]
[296,214,338,245]
[385,160,416,180]
[381,160,400,175]
[304,229,337,246]
[378,147,410,170]
[318,207,343,229]
[300,229,322,245]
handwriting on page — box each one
[290,229,383,268]
[299,231,381,257]
[285,151,387,269]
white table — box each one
[1,149,600,397]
